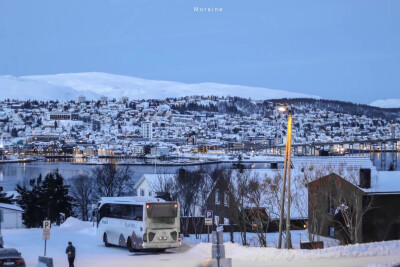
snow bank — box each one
[186,240,400,263]
[60,217,96,235]
[59,217,84,228]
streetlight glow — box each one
[278,106,287,112]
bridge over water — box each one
[265,138,400,156]
[263,138,400,171]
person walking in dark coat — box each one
[65,241,76,267]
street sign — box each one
[205,210,213,226]
[43,220,51,240]
[42,220,51,257]
[43,220,51,230]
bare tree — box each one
[153,172,176,201]
[243,173,270,247]
[330,179,374,244]
[229,169,253,245]
[69,174,94,221]
[293,163,330,243]
[174,168,205,237]
[91,164,134,199]
[193,170,214,239]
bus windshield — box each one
[146,203,177,218]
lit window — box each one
[224,192,229,207]
[224,218,229,225]
[329,226,334,237]
[215,190,220,205]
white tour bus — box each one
[96,196,181,252]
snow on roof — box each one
[99,196,165,205]
[0,203,23,212]
[291,156,376,171]
[365,171,400,194]
[5,191,19,199]
[133,173,175,189]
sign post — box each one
[216,226,224,267]
[205,210,213,242]
[205,225,231,267]
[0,210,3,247]
[43,220,51,256]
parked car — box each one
[0,248,26,267]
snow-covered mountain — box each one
[370,99,400,109]
[0,72,320,101]
[0,75,99,101]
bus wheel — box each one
[127,237,135,252]
[103,233,111,247]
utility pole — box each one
[285,111,293,249]
[277,105,293,249]
[277,132,289,249]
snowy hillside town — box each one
[0,95,398,162]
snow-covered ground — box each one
[3,217,400,267]
[185,230,327,248]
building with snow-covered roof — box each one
[308,170,400,245]
[0,203,24,229]
[134,174,175,197]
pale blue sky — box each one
[0,0,399,103]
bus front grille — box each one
[170,231,177,240]
[148,232,156,242]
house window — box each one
[329,226,335,237]
[140,189,145,196]
[215,215,220,225]
[224,218,229,225]
[328,193,335,215]
[148,191,152,196]
[224,192,229,207]
[215,189,220,205]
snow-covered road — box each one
[3,218,400,267]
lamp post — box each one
[277,105,293,249]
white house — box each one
[0,203,24,229]
[134,174,175,197]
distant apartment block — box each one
[141,121,153,139]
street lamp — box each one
[277,104,293,249]
[277,106,287,113]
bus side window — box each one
[134,205,143,221]
[128,205,136,220]
[98,204,109,221]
